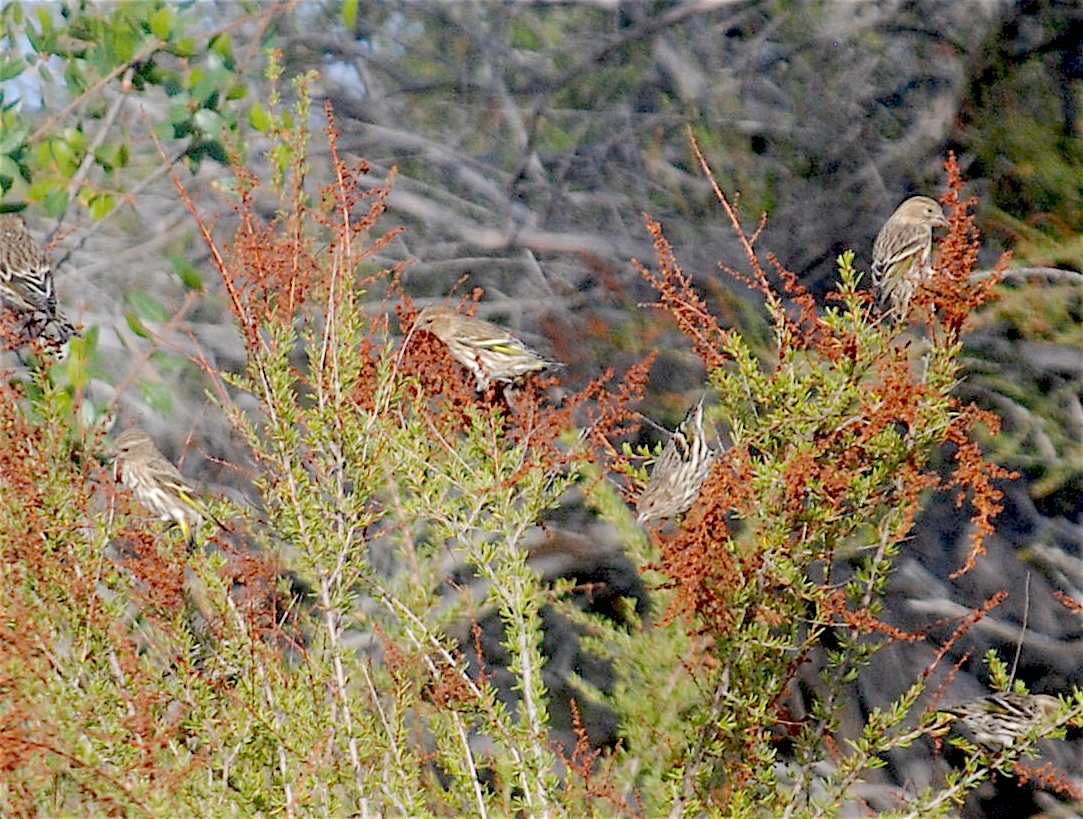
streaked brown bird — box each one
[412,305,558,390]
[636,397,716,525]
[932,692,1063,751]
[0,213,78,345]
[114,428,212,547]
[871,196,949,318]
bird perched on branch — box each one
[932,692,1063,751]
[871,196,949,319]
[411,305,559,391]
[114,428,218,548]
[0,213,79,348]
[637,397,716,525]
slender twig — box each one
[971,266,1083,283]
[47,67,135,242]
[1008,572,1031,686]
[27,41,161,146]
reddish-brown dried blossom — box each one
[226,212,322,334]
[917,153,1007,338]
[561,699,602,780]
[586,353,656,466]
[112,527,188,615]
[423,654,482,711]
[943,403,1017,578]
[559,699,644,818]
[636,216,732,373]
[1014,761,1083,801]
[1053,590,1083,618]
[821,592,923,643]
[652,465,746,630]
[218,536,299,643]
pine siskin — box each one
[114,428,210,547]
[636,397,716,525]
[412,305,558,390]
[933,692,1062,751]
[0,214,78,345]
[871,196,949,318]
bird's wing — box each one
[872,224,929,276]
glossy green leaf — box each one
[0,122,28,154]
[249,102,272,133]
[210,33,233,62]
[124,312,150,339]
[173,37,196,57]
[42,188,67,217]
[152,118,175,141]
[193,108,224,136]
[28,178,69,216]
[140,378,175,415]
[342,0,358,30]
[88,193,116,220]
[0,56,27,82]
[150,6,173,40]
[127,291,172,324]
[49,139,77,174]
[0,154,21,182]
[171,255,204,291]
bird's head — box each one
[113,428,157,460]
[896,196,949,229]
[412,305,457,340]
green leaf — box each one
[173,37,196,57]
[108,29,139,64]
[0,56,26,83]
[0,121,28,154]
[124,312,150,339]
[152,118,175,141]
[141,378,175,415]
[127,291,171,324]
[66,336,90,392]
[249,102,272,133]
[171,255,204,291]
[150,6,173,40]
[88,193,116,220]
[167,99,191,125]
[193,108,223,136]
[50,140,78,174]
[62,127,87,152]
[210,33,233,62]
[0,154,21,180]
[30,180,69,217]
[342,0,359,30]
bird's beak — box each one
[933,215,950,228]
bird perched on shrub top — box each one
[637,397,716,525]
[0,213,78,346]
[931,692,1063,751]
[871,196,949,319]
[114,428,216,548]
[412,305,558,390]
